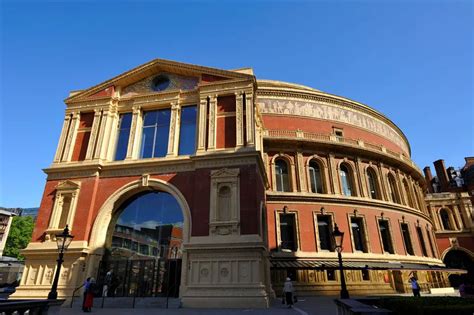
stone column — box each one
[396,171,408,206]
[235,92,244,148]
[459,201,473,229]
[94,108,117,160]
[167,102,181,157]
[62,112,80,162]
[452,205,464,230]
[327,154,338,194]
[207,95,217,150]
[245,92,254,145]
[126,106,141,160]
[196,96,208,153]
[53,114,72,163]
[377,163,389,201]
[296,151,307,192]
[355,158,366,197]
[85,109,102,160]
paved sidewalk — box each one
[58,297,338,315]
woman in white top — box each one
[283,277,295,308]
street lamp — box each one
[48,225,74,300]
[332,223,350,299]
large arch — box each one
[442,248,474,287]
[86,179,192,284]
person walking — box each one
[409,276,421,297]
[83,278,96,312]
[283,277,295,308]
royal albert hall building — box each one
[13,59,453,308]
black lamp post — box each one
[48,225,74,300]
[332,223,350,299]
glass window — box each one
[317,215,333,251]
[388,175,400,203]
[275,159,291,192]
[340,164,354,196]
[115,113,132,161]
[279,213,297,251]
[309,161,324,193]
[351,217,367,252]
[367,169,379,199]
[401,223,414,255]
[140,109,171,158]
[440,209,452,230]
[178,106,197,155]
[416,226,428,257]
[378,220,394,254]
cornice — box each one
[265,191,433,223]
[256,87,411,155]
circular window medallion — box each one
[151,75,171,91]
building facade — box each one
[424,158,474,286]
[13,59,449,307]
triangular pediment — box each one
[66,58,254,103]
[210,168,240,178]
[56,180,81,191]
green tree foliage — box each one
[3,216,34,260]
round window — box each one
[151,75,171,91]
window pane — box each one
[154,125,169,157]
[178,106,197,155]
[340,165,353,196]
[401,223,414,255]
[351,218,366,252]
[280,214,296,251]
[317,215,332,250]
[417,227,428,256]
[379,220,394,254]
[310,162,323,193]
[140,126,156,158]
[275,160,290,192]
[367,170,378,199]
[115,113,133,161]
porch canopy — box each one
[270,259,467,273]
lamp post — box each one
[332,223,350,299]
[48,225,74,300]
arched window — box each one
[387,174,400,203]
[275,159,291,192]
[413,184,421,210]
[403,179,414,208]
[366,168,380,199]
[440,209,452,230]
[340,164,354,196]
[309,160,324,193]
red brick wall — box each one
[216,95,236,149]
[71,113,94,161]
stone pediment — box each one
[211,168,240,178]
[55,180,81,191]
[66,58,254,103]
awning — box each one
[270,259,467,273]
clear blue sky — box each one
[1,1,472,208]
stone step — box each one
[68,296,181,309]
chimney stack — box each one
[434,159,449,192]
[423,166,434,193]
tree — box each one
[4,216,34,260]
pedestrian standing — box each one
[409,276,421,297]
[82,277,91,312]
[283,277,295,308]
[83,278,96,312]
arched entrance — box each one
[444,249,474,287]
[88,179,190,299]
[99,190,183,298]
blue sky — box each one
[1,1,472,207]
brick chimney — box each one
[423,166,434,193]
[434,159,450,192]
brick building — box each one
[424,158,474,286]
[12,59,455,307]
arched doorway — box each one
[444,249,474,287]
[98,190,184,298]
